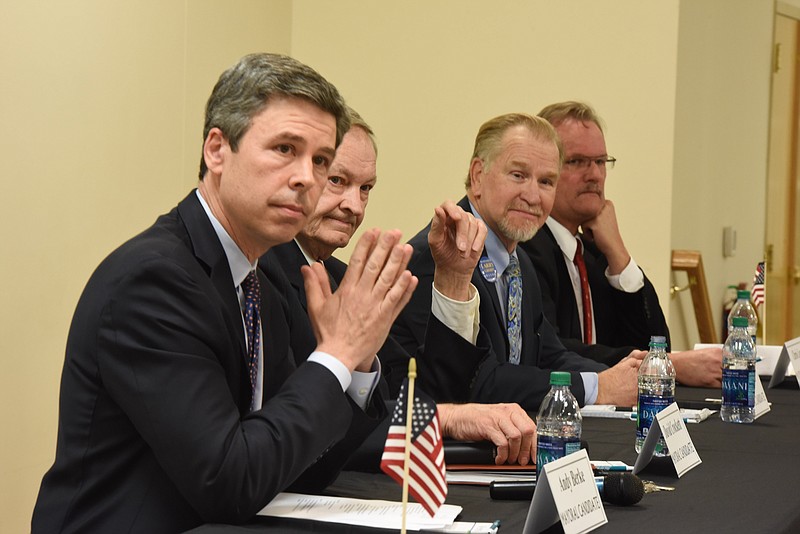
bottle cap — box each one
[550,371,572,386]
[649,335,667,345]
[737,289,751,299]
[732,316,749,328]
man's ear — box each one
[203,127,228,176]
[469,157,484,197]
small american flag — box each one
[380,379,447,517]
[752,261,766,308]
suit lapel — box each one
[458,196,509,358]
[323,256,347,290]
[177,192,248,366]
[518,251,539,364]
[582,240,606,290]
[270,241,309,309]
[543,225,583,339]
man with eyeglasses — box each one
[519,101,722,387]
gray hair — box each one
[346,106,378,158]
[199,53,349,179]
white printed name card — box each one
[633,402,702,478]
[754,376,771,419]
[523,448,607,534]
[768,336,800,388]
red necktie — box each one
[573,239,593,344]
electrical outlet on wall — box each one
[723,226,736,257]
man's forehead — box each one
[500,125,555,149]
[256,94,337,146]
[498,133,559,165]
[330,129,377,180]
[556,119,605,152]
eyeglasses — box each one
[563,156,617,171]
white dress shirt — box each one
[197,190,373,411]
[545,216,645,345]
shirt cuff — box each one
[307,351,380,411]
[580,372,599,405]
[349,358,381,410]
[308,351,352,391]
[606,257,645,292]
[431,283,480,345]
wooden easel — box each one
[671,250,717,344]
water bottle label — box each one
[637,394,674,439]
[536,435,581,475]
[722,369,755,407]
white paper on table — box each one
[258,492,462,531]
[583,405,714,423]
[580,405,633,419]
[446,470,535,485]
[680,408,716,423]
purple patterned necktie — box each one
[241,270,261,410]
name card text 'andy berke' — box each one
[535,448,607,534]
[557,468,602,526]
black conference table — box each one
[190,379,800,533]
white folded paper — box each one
[581,405,715,423]
[258,492,462,531]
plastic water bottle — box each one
[727,289,758,344]
[635,336,675,456]
[721,316,757,423]
[536,371,582,477]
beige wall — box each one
[292,1,681,311]
[0,1,290,531]
[293,0,776,351]
[0,0,779,530]
[670,0,774,348]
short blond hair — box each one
[537,101,605,132]
[465,113,562,189]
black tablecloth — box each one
[189,379,800,533]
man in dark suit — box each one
[262,108,538,466]
[520,101,721,387]
[32,54,418,533]
[392,113,643,412]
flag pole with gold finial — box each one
[401,357,417,534]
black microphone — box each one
[489,473,645,506]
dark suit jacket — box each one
[32,192,384,534]
[391,197,606,412]
[520,224,670,366]
[260,240,491,402]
